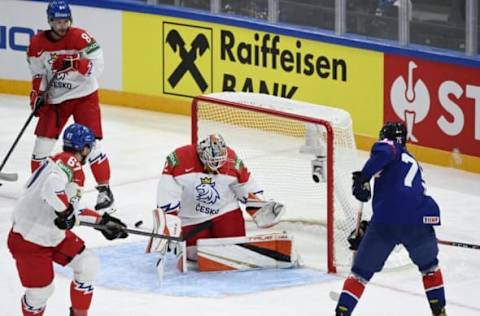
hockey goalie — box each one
[147,134,301,274]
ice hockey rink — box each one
[1,93,479,316]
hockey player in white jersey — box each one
[152,134,300,272]
[7,123,128,316]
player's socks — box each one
[335,275,366,316]
[69,307,88,316]
[89,154,114,211]
[88,153,110,184]
[21,295,45,316]
[70,280,93,315]
[31,157,44,173]
[422,268,446,316]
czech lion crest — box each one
[195,177,220,204]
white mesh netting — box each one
[193,92,409,272]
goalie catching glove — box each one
[30,76,47,117]
[347,220,369,251]
[246,199,286,228]
[94,213,128,240]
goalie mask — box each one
[197,134,228,172]
[379,121,407,147]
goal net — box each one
[191,92,408,273]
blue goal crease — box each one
[55,241,337,297]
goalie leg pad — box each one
[197,233,301,272]
[147,209,186,282]
[146,209,182,253]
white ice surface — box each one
[1,93,479,315]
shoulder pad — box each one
[68,27,100,53]
[27,32,48,57]
[372,140,397,158]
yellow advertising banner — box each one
[123,12,383,137]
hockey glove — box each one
[352,171,371,202]
[52,54,91,75]
[95,213,128,240]
[30,76,47,117]
[54,204,76,230]
[347,220,369,251]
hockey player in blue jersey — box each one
[335,121,446,316]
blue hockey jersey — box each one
[361,140,441,225]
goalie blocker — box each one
[197,233,302,272]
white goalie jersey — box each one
[156,144,262,227]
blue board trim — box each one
[31,0,480,67]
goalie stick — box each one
[79,220,183,241]
[0,72,59,184]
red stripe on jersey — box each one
[342,276,366,300]
[56,191,69,207]
[423,269,444,291]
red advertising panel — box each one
[384,54,480,157]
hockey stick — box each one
[79,220,183,242]
[0,172,17,182]
[0,73,59,184]
[437,238,480,250]
[354,202,364,236]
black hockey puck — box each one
[134,220,143,228]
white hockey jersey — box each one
[11,153,85,247]
[156,145,263,227]
[27,27,104,104]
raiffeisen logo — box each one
[163,22,213,98]
[390,61,430,143]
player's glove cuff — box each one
[54,204,76,230]
[347,220,369,250]
[352,171,371,202]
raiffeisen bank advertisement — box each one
[123,13,383,138]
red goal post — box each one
[192,94,337,272]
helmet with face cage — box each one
[197,134,228,172]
